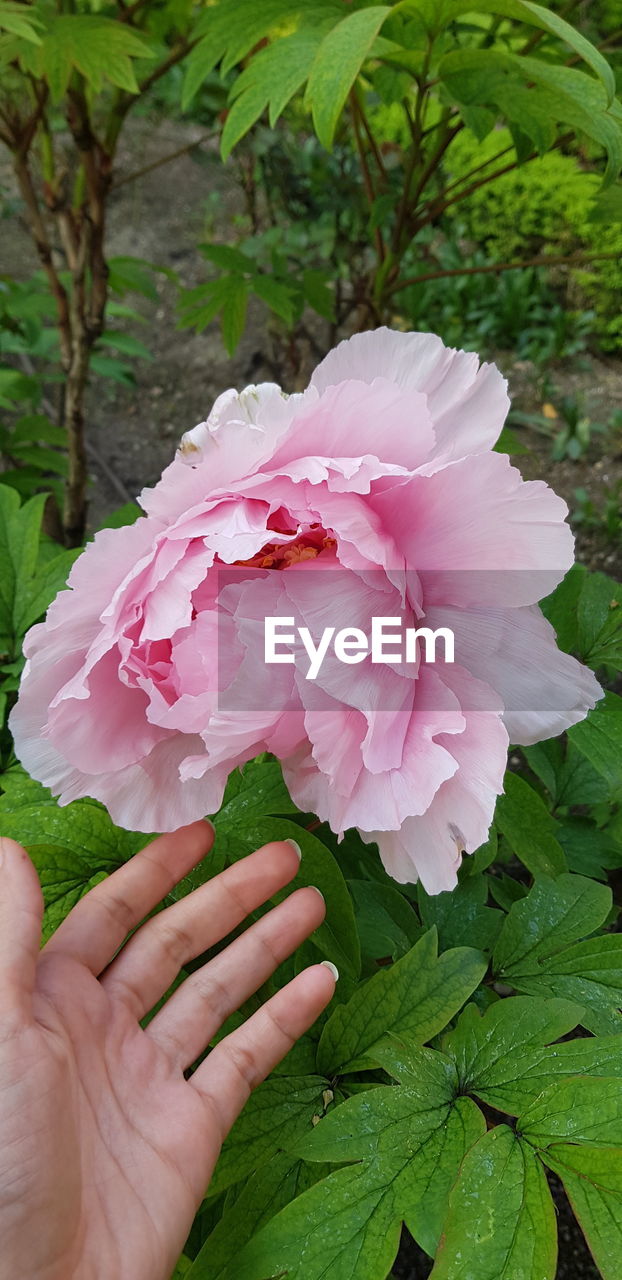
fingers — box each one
[191,963,337,1138]
[0,837,44,1022]
[45,820,214,974]
[100,839,302,1019]
[146,884,326,1069]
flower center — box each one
[235,523,336,570]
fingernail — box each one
[309,885,325,904]
[286,838,302,862]
[203,818,216,839]
[321,960,339,981]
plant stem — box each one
[387,248,622,297]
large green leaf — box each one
[317,927,486,1074]
[0,788,149,940]
[228,1044,484,1278]
[543,1146,622,1280]
[430,1126,557,1280]
[494,771,567,878]
[305,7,391,149]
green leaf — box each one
[230,1043,484,1278]
[306,8,391,149]
[574,571,622,668]
[495,771,567,878]
[520,1077,622,1148]
[417,874,503,952]
[0,485,76,657]
[445,996,583,1114]
[484,1032,622,1116]
[317,928,487,1074]
[221,29,325,158]
[36,16,154,100]
[0,794,148,940]
[516,1,616,105]
[199,243,255,273]
[493,873,612,976]
[568,692,622,796]
[182,0,320,109]
[349,879,421,963]
[430,1126,557,1280]
[0,1,43,43]
[209,1075,328,1196]
[251,275,298,326]
[543,1146,622,1280]
[187,1154,332,1280]
[557,818,622,882]
[96,331,153,361]
[220,278,249,355]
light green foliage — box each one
[444,127,622,348]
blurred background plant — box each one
[2,0,622,541]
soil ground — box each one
[2,115,620,1280]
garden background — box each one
[2,2,622,1277]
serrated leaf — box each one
[251,275,298,326]
[220,278,249,355]
[0,1,43,43]
[306,7,391,149]
[317,928,487,1074]
[495,771,567,878]
[430,1126,556,1280]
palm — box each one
[0,825,334,1280]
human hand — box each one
[0,823,335,1280]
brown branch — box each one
[387,249,622,297]
[12,152,72,368]
[111,130,218,189]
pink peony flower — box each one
[10,329,601,892]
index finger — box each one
[44,819,214,975]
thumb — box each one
[0,837,44,1019]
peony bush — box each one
[1,330,622,1280]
